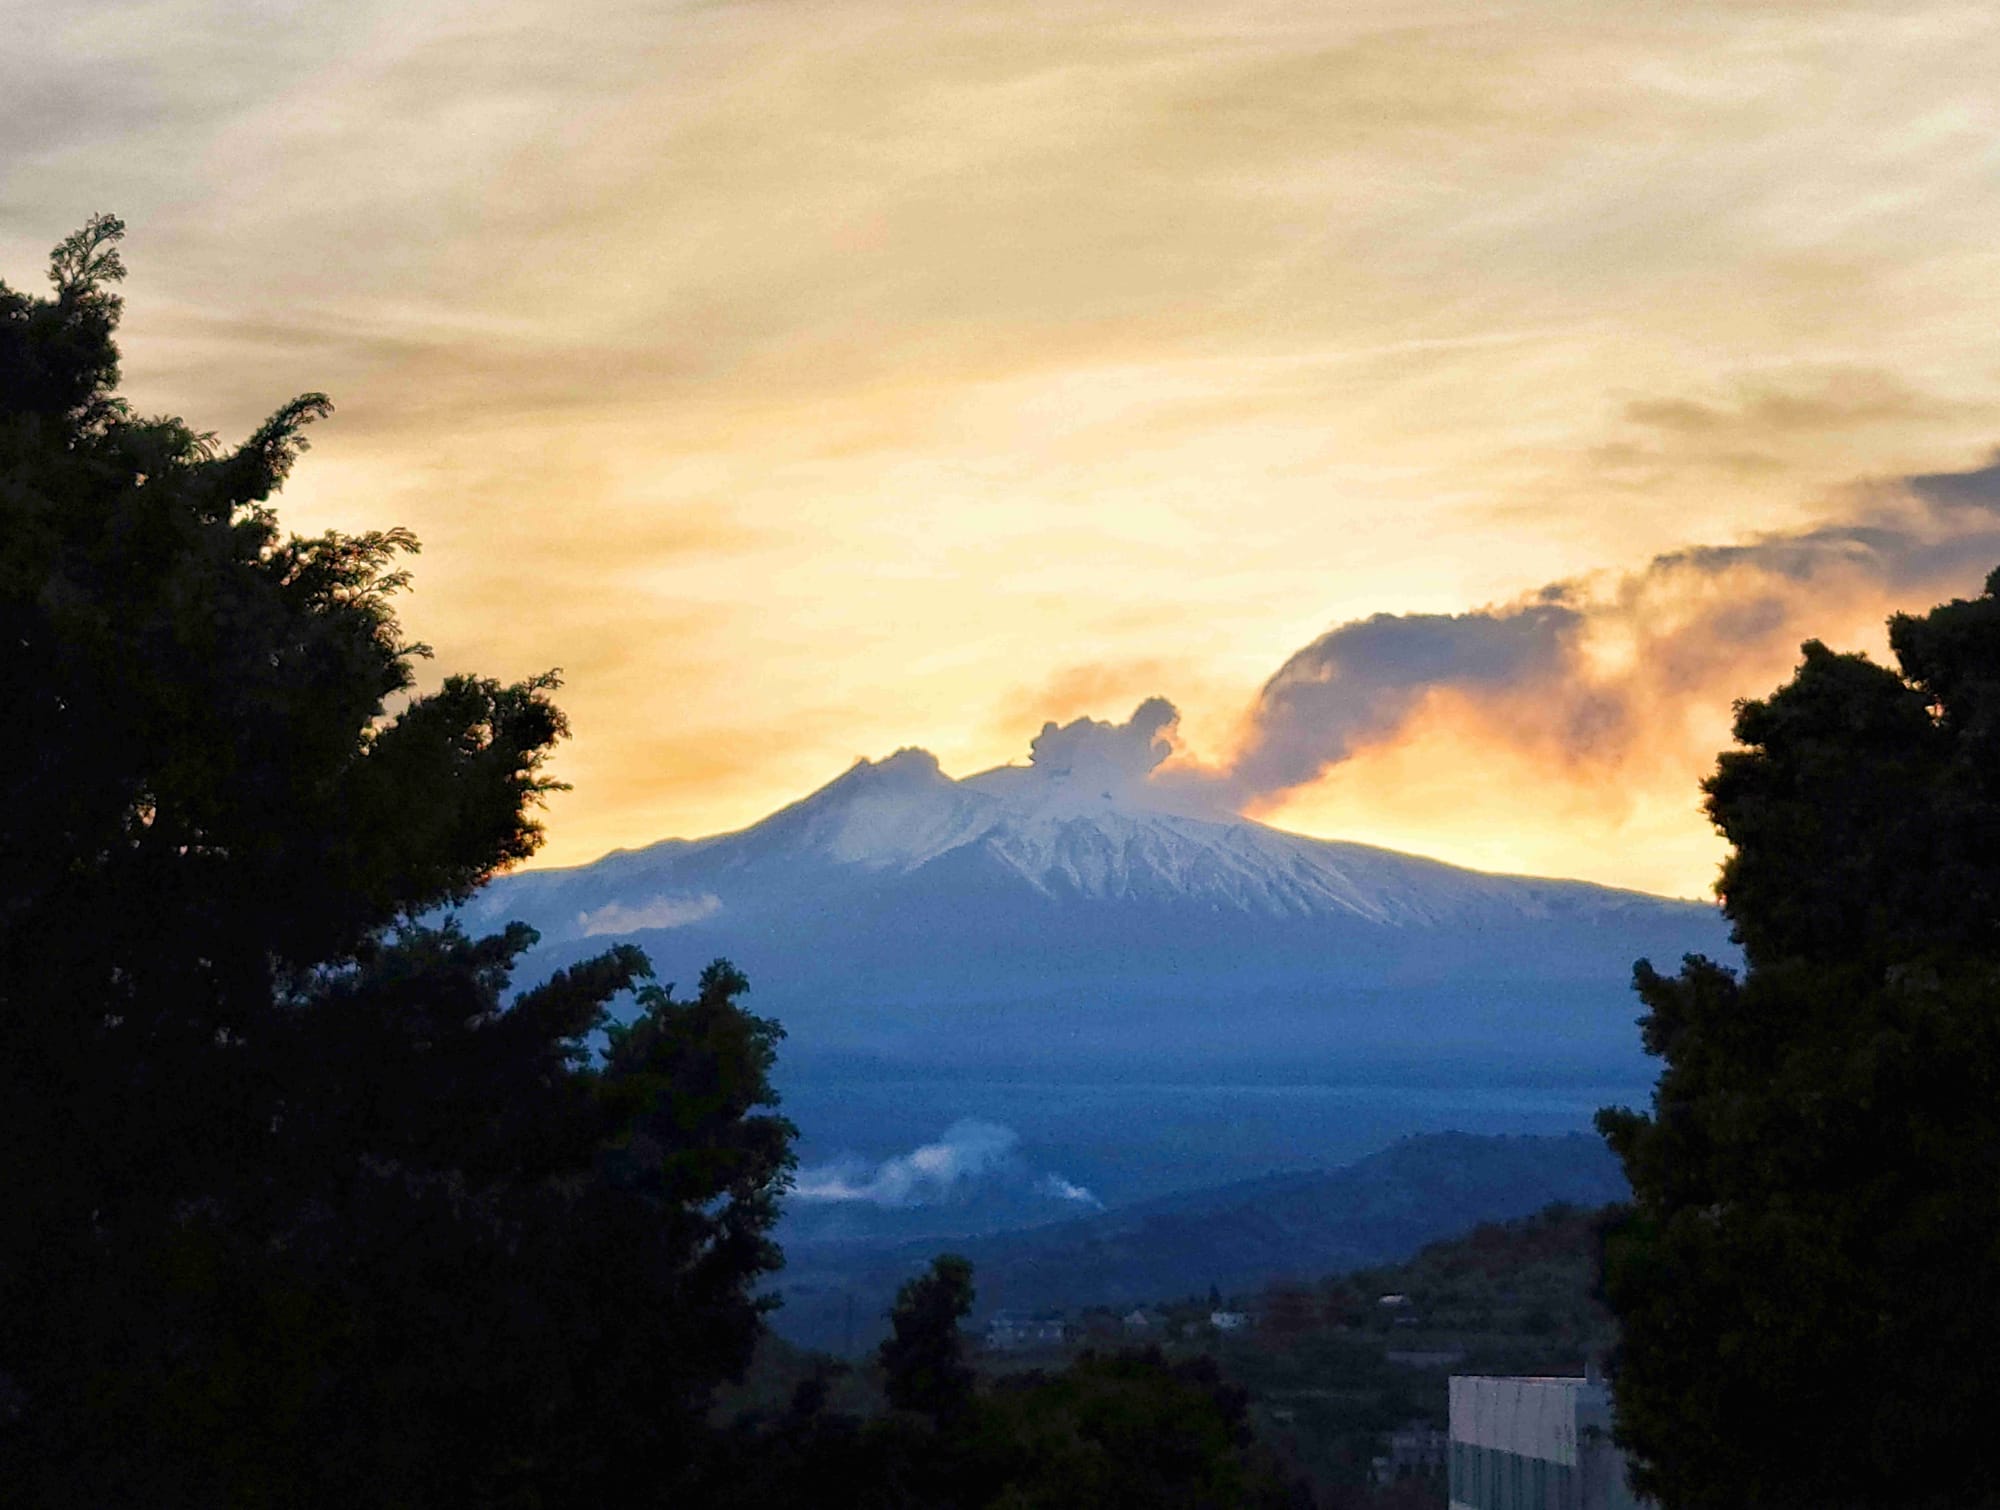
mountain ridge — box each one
[473,743,1716,946]
[770,1130,1630,1353]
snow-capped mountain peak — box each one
[470,703,1713,955]
[766,747,1002,871]
[540,736,1659,930]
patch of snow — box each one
[575,893,721,936]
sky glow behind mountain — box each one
[9,0,2000,896]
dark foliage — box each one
[715,1257,1297,1510]
[977,1349,1294,1510]
[1345,1201,1617,1355]
[1597,579,2000,1508]
[880,1254,978,1425]
[0,218,794,1506]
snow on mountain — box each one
[468,711,1728,1248]
[747,747,1003,872]
[464,701,1729,1090]
[473,735,1682,946]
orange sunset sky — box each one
[8,0,2000,897]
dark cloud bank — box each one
[1056,453,2000,811]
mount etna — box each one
[469,710,1730,1259]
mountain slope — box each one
[473,743,1705,942]
[467,727,1724,1244]
[469,740,1726,1076]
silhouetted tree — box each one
[715,1255,1296,1510]
[0,217,793,1507]
[1598,574,2000,1509]
[880,1253,978,1424]
[977,1349,1298,1509]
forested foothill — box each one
[774,1130,1627,1354]
[844,1201,1616,1507]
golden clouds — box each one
[1215,462,2000,895]
[8,0,2000,885]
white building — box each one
[1448,1375,1647,1510]
[982,1312,1066,1351]
[1374,1421,1449,1486]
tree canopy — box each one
[0,216,794,1507]
[711,1254,1298,1510]
[880,1253,979,1425]
[1598,577,2000,1508]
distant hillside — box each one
[772,1131,1627,1353]
[724,1190,1626,1505]
[1213,1201,1622,1500]
[1337,1200,1618,1363]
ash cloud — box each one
[1028,696,1178,794]
[1221,597,1586,799]
[1161,452,2000,809]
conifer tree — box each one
[1598,574,2000,1508]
